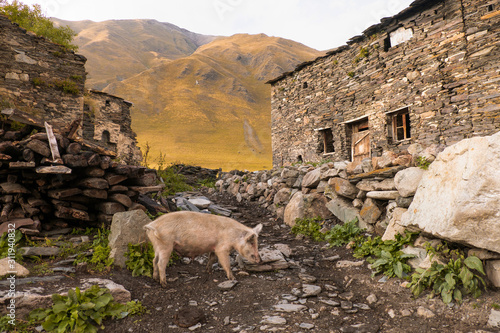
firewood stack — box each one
[0,108,167,235]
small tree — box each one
[0,0,78,51]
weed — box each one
[158,164,193,196]
[347,71,355,78]
[492,303,500,310]
[31,262,53,275]
[54,79,80,95]
[31,77,45,86]
[324,218,363,247]
[125,300,149,316]
[197,177,216,189]
[125,242,155,277]
[291,217,325,242]
[74,228,113,272]
[416,156,431,170]
[408,248,486,304]
[0,315,36,332]
[29,286,128,332]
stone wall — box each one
[0,14,141,164]
[268,0,500,167]
[0,14,86,129]
[83,90,141,164]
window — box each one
[319,128,334,154]
[385,27,413,50]
[303,82,308,89]
[390,108,411,141]
[487,4,494,12]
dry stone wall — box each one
[0,14,141,164]
[0,14,86,129]
[268,0,500,167]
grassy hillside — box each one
[105,33,323,170]
[53,19,216,90]
[56,19,323,170]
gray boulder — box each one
[302,168,321,188]
[400,131,500,253]
[394,167,425,197]
[109,209,152,267]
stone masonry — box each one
[0,14,141,164]
[267,0,500,167]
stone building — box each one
[0,14,141,164]
[268,0,500,167]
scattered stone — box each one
[416,306,435,318]
[341,300,353,310]
[218,280,238,290]
[261,316,287,325]
[485,260,500,288]
[19,247,60,257]
[81,278,131,303]
[188,197,212,209]
[299,273,317,283]
[52,267,75,274]
[299,323,315,329]
[366,191,399,200]
[336,260,364,268]
[273,304,307,312]
[319,298,340,307]
[488,309,500,328]
[281,294,298,301]
[0,257,29,277]
[366,294,377,304]
[274,243,292,257]
[302,284,321,297]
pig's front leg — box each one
[215,249,235,280]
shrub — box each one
[291,217,325,242]
[54,79,80,95]
[125,242,155,277]
[0,1,78,51]
[324,218,363,247]
[158,164,193,196]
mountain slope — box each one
[104,33,323,170]
[53,19,216,90]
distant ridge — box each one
[55,19,323,170]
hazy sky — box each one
[18,0,414,50]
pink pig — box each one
[144,211,262,287]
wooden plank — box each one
[36,166,72,174]
[73,137,117,157]
[9,161,36,169]
[128,184,165,194]
[44,122,63,164]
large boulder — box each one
[328,177,358,199]
[283,192,304,227]
[394,167,425,197]
[109,209,152,267]
[301,168,321,188]
[283,192,333,226]
[400,131,500,253]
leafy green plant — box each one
[291,217,325,242]
[125,242,154,277]
[125,300,149,316]
[408,254,486,304]
[353,231,418,278]
[158,164,193,196]
[324,218,363,247]
[347,71,355,78]
[75,228,113,272]
[0,230,24,262]
[492,303,500,310]
[416,156,431,170]
[197,177,216,189]
[29,286,128,333]
[0,1,78,51]
[0,315,36,332]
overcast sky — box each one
[18,0,414,51]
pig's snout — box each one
[250,252,262,264]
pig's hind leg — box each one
[155,243,174,288]
[206,252,217,273]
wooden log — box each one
[73,137,117,157]
[18,197,40,217]
[23,149,35,162]
[0,203,13,222]
[108,185,128,193]
[27,197,49,207]
[47,188,82,199]
[0,141,21,156]
[82,189,108,199]
[36,166,72,174]
[104,173,128,186]
[109,193,132,208]
[62,195,92,204]
[0,218,35,234]
[54,205,90,221]
[63,119,81,140]
[0,182,30,194]
[62,154,88,168]
[137,194,168,215]
[66,142,82,155]
[128,184,165,194]
[127,170,157,186]
[85,167,105,178]
[87,153,101,166]
[78,178,109,189]
[26,139,51,157]
[112,165,146,178]
[9,161,36,169]
[0,153,12,160]
[100,156,111,170]
[98,202,125,215]
[1,108,44,128]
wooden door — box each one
[351,120,370,163]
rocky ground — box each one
[6,189,500,333]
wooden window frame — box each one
[390,108,411,142]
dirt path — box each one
[102,190,499,333]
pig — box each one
[144,210,263,287]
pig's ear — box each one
[253,224,263,235]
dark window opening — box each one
[390,108,411,141]
[383,36,391,52]
[105,99,111,107]
[488,4,494,12]
[297,155,303,163]
[319,128,335,154]
[101,130,111,144]
[303,82,308,89]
